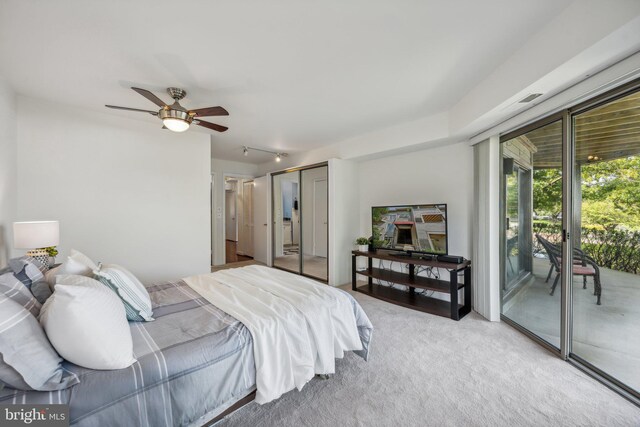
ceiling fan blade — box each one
[131,87,167,107]
[105,105,158,115]
[189,106,229,117]
[195,120,228,132]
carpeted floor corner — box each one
[219,287,640,427]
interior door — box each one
[252,176,268,264]
[242,180,254,257]
[225,190,236,241]
[313,178,328,257]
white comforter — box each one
[184,265,363,404]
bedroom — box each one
[1,1,640,426]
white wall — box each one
[16,97,211,283]
[358,142,474,260]
[211,158,259,265]
[329,159,359,286]
[0,78,17,268]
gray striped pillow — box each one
[0,294,80,391]
[7,256,52,304]
[9,256,46,287]
[0,272,41,316]
[93,264,154,322]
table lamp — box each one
[13,221,59,268]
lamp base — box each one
[26,248,50,269]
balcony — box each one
[503,257,640,392]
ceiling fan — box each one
[106,87,229,133]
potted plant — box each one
[355,237,369,253]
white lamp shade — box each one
[13,221,60,249]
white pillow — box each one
[63,249,99,276]
[39,275,136,370]
[44,249,99,288]
[93,264,154,322]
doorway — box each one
[224,176,254,264]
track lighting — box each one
[241,146,288,162]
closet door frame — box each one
[271,161,329,282]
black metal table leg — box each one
[463,266,471,317]
[450,269,459,320]
[409,264,415,296]
[352,254,357,291]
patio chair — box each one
[535,234,602,305]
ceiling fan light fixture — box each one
[243,147,249,156]
[108,87,229,133]
[275,153,282,162]
[162,118,190,132]
[159,108,192,132]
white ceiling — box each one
[0,0,573,163]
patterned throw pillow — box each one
[7,257,52,304]
[8,256,46,287]
[0,294,80,391]
[93,264,154,322]
[0,272,41,316]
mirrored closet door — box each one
[272,170,301,274]
[272,163,329,281]
[301,166,328,281]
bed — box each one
[0,266,373,427]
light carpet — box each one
[219,285,640,426]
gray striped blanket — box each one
[1,278,373,427]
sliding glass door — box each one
[501,118,563,350]
[570,88,640,394]
[500,79,640,402]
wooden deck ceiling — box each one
[514,91,640,169]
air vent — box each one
[519,93,543,103]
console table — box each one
[351,250,471,320]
